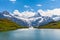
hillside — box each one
[38,21,60,29]
[0,19,28,31]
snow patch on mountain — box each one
[38,8,60,17]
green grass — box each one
[0,19,28,32]
[38,21,60,29]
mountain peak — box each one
[2,11,9,15]
[34,12,41,17]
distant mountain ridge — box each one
[0,11,60,27]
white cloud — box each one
[24,5,30,8]
[13,10,36,18]
[21,11,36,18]
[38,8,60,17]
[10,0,16,3]
[13,10,21,15]
[13,10,24,17]
[36,4,42,7]
[10,0,16,2]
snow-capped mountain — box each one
[0,11,12,18]
[1,10,60,27]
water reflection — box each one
[0,29,60,40]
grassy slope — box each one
[0,19,28,31]
[38,21,60,29]
[1,18,60,32]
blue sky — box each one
[0,0,60,12]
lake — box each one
[0,29,60,40]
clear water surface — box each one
[0,29,60,40]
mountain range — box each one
[0,11,60,27]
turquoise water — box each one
[0,29,60,40]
